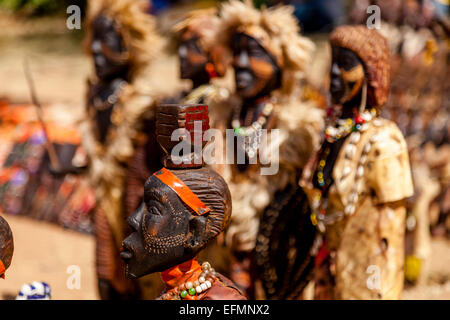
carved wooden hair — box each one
[148,167,232,242]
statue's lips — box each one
[120,243,133,261]
[120,250,133,260]
[235,70,253,89]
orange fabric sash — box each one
[153,168,211,215]
[0,259,5,279]
[160,258,201,289]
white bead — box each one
[346,144,356,158]
[361,113,372,121]
[349,192,358,204]
[186,282,193,289]
[350,132,361,143]
[344,205,355,215]
[343,166,351,176]
[318,221,325,233]
[201,283,208,291]
[356,165,364,177]
[205,280,212,288]
[363,143,371,153]
[360,154,367,163]
[196,286,202,293]
[199,277,205,283]
[202,262,211,271]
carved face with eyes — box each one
[121,168,223,279]
[178,30,210,81]
[91,15,129,81]
[232,33,281,99]
[330,46,365,105]
[121,176,190,278]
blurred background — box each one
[0,0,448,299]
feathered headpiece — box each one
[173,8,221,53]
[173,8,230,78]
[220,0,315,94]
[85,0,164,79]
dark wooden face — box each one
[330,46,365,105]
[121,176,190,278]
[91,15,129,80]
[232,33,281,99]
[178,30,209,80]
[0,216,13,272]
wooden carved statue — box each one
[209,0,323,297]
[121,104,246,300]
[0,215,13,280]
[80,0,164,299]
[300,25,414,299]
[351,0,450,285]
[124,9,228,223]
[122,8,232,299]
[174,8,230,101]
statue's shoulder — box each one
[366,117,409,157]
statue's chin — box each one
[125,271,135,279]
[124,265,138,279]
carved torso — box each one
[300,118,414,299]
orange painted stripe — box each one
[153,168,211,216]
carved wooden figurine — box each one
[121,104,246,300]
[80,0,163,299]
[0,215,13,280]
[209,0,322,297]
[173,8,230,104]
[300,25,414,299]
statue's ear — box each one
[184,215,208,253]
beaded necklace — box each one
[91,80,127,111]
[158,260,218,300]
[310,107,378,233]
[231,101,274,159]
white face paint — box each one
[178,44,188,59]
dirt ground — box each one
[0,14,449,300]
[0,214,98,300]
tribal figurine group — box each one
[71,0,416,300]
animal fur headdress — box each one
[330,25,390,108]
[173,8,230,77]
[219,0,315,94]
[85,0,164,79]
[173,8,222,53]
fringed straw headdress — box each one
[85,0,164,79]
[219,0,315,95]
[330,25,390,108]
[173,8,230,77]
